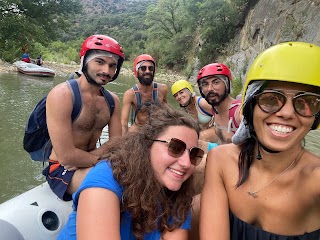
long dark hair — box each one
[236,96,257,187]
[100,103,201,239]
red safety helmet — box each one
[133,54,156,77]
[80,35,125,80]
[197,63,232,82]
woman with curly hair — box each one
[58,104,204,240]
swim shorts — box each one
[42,160,75,201]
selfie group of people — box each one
[40,34,320,240]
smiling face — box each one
[253,81,317,152]
[86,56,117,85]
[174,88,192,106]
[150,125,198,191]
[137,61,155,86]
[200,76,227,106]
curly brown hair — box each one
[100,103,201,239]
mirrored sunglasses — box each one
[140,65,155,72]
[255,90,320,117]
[152,138,204,166]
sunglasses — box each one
[140,65,155,72]
[152,138,204,166]
[255,90,320,117]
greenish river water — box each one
[0,72,319,203]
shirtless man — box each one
[42,35,124,201]
[121,54,168,135]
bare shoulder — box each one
[47,82,71,100]
[158,82,168,91]
[298,151,320,196]
[109,91,120,102]
[122,88,135,101]
[207,144,240,168]
[300,151,320,177]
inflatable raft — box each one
[0,182,72,240]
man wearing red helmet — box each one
[42,35,124,201]
[189,63,242,240]
[121,54,168,135]
[197,63,242,144]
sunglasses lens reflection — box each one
[258,92,285,114]
[140,66,154,72]
[257,91,320,117]
[168,138,204,166]
[294,94,320,117]
[168,138,186,157]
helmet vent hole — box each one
[94,42,103,46]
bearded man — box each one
[121,54,168,135]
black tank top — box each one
[230,211,320,240]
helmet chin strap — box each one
[82,66,100,87]
[251,134,280,160]
[180,94,193,108]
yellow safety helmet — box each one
[243,42,320,129]
[171,80,194,96]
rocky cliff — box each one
[225,0,320,81]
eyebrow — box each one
[94,57,116,63]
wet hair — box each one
[236,82,320,187]
[100,103,201,239]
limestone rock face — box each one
[225,0,320,81]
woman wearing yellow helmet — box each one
[200,42,320,240]
[171,80,220,151]
[171,80,213,125]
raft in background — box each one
[0,182,72,240]
[14,61,55,77]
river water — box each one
[0,72,319,203]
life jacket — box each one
[131,82,159,122]
[209,99,242,133]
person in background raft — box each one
[21,50,31,63]
[58,104,205,240]
[121,54,168,135]
[43,35,124,201]
[200,42,320,239]
[36,55,43,66]
[171,80,219,154]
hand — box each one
[62,165,79,171]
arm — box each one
[235,104,243,127]
[200,128,220,143]
[160,83,168,103]
[46,84,99,167]
[161,229,188,240]
[121,90,133,136]
[197,96,213,115]
[200,147,230,240]
[77,187,121,240]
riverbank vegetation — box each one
[1,0,253,96]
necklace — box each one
[247,149,304,198]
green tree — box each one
[0,0,81,61]
[197,0,250,65]
[145,0,197,71]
